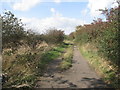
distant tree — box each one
[44,28,65,44]
[68,32,75,40]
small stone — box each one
[68,82,77,87]
[73,71,75,72]
[53,77,61,81]
[61,80,68,83]
[16,84,30,88]
[58,71,62,73]
[45,80,50,82]
[54,78,58,82]
[51,75,54,78]
[58,80,68,84]
[44,73,49,77]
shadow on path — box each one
[35,46,112,88]
[81,77,111,88]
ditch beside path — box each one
[35,46,109,88]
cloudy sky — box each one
[0,0,118,34]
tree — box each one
[1,11,26,49]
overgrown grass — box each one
[79,43,119,88]
[2,42,70,88]
[60,45,73,70]
[38,50,61,72]
[38,43,69,72]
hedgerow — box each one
[74,6,119,68]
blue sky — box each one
[0,0,118,34]
[2,2,88,19]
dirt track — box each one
[35,46,109,88]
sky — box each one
[0,0,118,34]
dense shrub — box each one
[24,30,44,49]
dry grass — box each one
[2,41,49,87]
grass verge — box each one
[79,43,119,88]
[60,45,73,70]
[37,43,70,74]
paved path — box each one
[35,46,109,88]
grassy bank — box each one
[78,43,119,88]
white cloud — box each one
[53,0,61,3]
[50,8,62,17]
[81,9,88,16]
[21,8,83,34]
[21,15,83,34]
[50,8,55,13]
[87,0,118,17]
[12,0,41,11]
